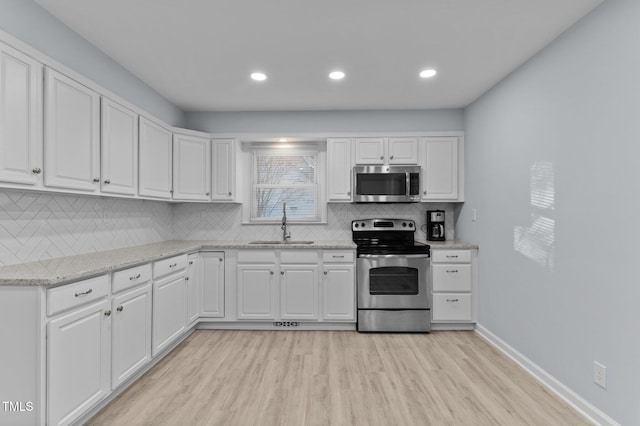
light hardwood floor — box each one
[88,330,589,426]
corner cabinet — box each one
[0,41,42,186]
[100,98,138,196]
[44,68,101,192]
[211,139,236,201]
[139,117,173,199]
[173,133,211,201]
[420,137,463,201]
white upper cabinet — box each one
[387,137,419,164]
[355,137,419,165]
[138,117,173,199]
[172,133,211,201]
[101,98,138,196]
[354,138,385,164]
[0,42,42,185]
[420,137,460,201]
[211,139,236,201]
[44,68,100,191]
[327,138,353,202]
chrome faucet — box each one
[281,202,291,242]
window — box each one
[250,145,324,222]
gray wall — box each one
[458,0,639,423]
[0,0,185,126]
[186,109,464,133]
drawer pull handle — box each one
[446,298,459,302]
[169,263,178,268]
[446,255,459,258]
[74,288,93,297]
[129,273,141,280]
[446,270,459,273]
[117,306,124,312]
[332,255,345,259]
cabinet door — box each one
[101,98,138,195]
[327,138,352,201]
[152,274,186,356]
[280,265,319,320]
[211,139,236,201]
[139,117,172,199]
[388,137,418,164]
[173,133,211,201]
[48,299,110,426]
[0,42,42,185]
[322,264,355,321]
[236,264,275,320]
[354,138,385,164]
[111,284,152,389]
[44,68,100,191]
[186,255,200,324]
[201,252,225,318]
[421,137,459,200]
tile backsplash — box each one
[172,202,455,242]
[0,188,455,267]
[0,190,172,267]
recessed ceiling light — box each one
[419,69,437,79]
[329,71,345,80]
[250,72,267,81]
[279,138,288,142]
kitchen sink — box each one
[248,240,314,245]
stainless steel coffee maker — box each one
[426,210,445,241]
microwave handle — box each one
[406,172,411,197]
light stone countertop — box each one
[0,240,357,287]
[417,240,480,250]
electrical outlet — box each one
[594,361,607,389]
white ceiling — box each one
[35,0,603,112]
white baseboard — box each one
[475,324,618,426]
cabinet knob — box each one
[270,271,274,275]
[189,261,194,265]
[104,179,111,184]
[423,190,427,195]
[219,258,223,262]
[228,192,232,196]
[32,167,42,174]
[390,155,394,160]
[206,192,210,196]
[93,178,100,183]
[281,271,285,275]
[116,306,123,312]
[380,156,384,160]
[104,310,112,317]
[185,277,190,281]
[324,271,328,275]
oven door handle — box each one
[358,254,430,259]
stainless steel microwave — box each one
[352,165,421,203]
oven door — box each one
[357,254,431,309]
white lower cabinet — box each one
[322,264,355,321]
[111,284,152,389]
[431,249,477,326]
[280,264,319,320]
[200,252,225,318]
[236,264,276,319]
[186,254,201,324]
[152,272,187,356]
[47,299,111,426]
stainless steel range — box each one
[353,218,431,332]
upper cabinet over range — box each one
[354,137,419,165]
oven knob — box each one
[402,222,407,227]
[354,223,359,228]
[409,223,414,228]
[361,222,366,227]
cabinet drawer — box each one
[280,250,318,263]
[47,275,109,316]
[433,264,471,292]
[433,293,472,322]
[238,250,276,263]
[322,250,354,263]
[153,254,188,278]
[112,263,152,294]
[432,250,471,263]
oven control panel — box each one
[352,218,415,231]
